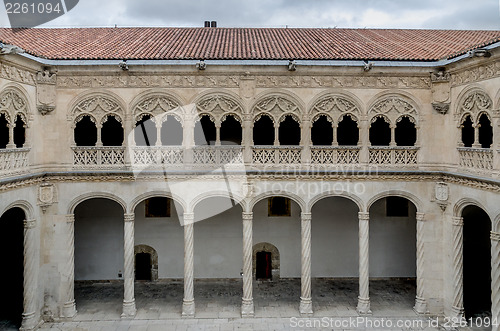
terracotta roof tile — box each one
[0,27,499,61]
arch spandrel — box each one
[70,94,125,125]
[252,94,301,124]
[310,95,361,125]
[369,96,418,125]
[456,88,494,124]
[195,93,244,125]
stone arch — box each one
[67,90,126,125]
[67,192,127,214]
[190,190,246,214]
[453,198,492,219]
[455,87,494,124]
[0,85,32,126]
[367,190,422,213]
[253,242,280,281]
[193,90,245,126]
[131,90,184,125]
[494,213,500,233]
[250,191,306,213]
[367,91,421,126]
[309,92,362,126]
[129,191,187,214]
[308,192,365,213]
[251,91,303,125]
[134,244,158,281]
[1,200,35,221]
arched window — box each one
[253,115,274,145]
[194,115,216,146]
[369,117,391,146]
[337,115,359,146]
[461,116,474,148]
[311,115,333,146]
[395,117,417,147]
[279,116,301,146]
[74,116,97,147]
[478,114,493,148]
[161,116,183,146]
[135,115,156,146]
[101,116,123,146]
[13,115,25,148]
[220,115,242,145]
[0,114,9,149]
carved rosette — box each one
[300,212,313,315]
[357,212,371,314]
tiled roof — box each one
[1,27,500,61]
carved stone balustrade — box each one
[252,146,302,165]
[368,146,419,166]
[0,148,30,175]
[72,146,125,168]
[310,146,361,165]
[458,147,493,170]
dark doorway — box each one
[311,116,333,146]
[463,206,491,319]
[395,117,417,146]
[0,113,8,149]
[0,208,25,329]
[461,116,474,147]
[253,115,274,145]
[256,251,272,280]
[220,115,242,145]
[279,116,301,145]
[13,115,25,148]
[101,116,124,146]
[74,116,97,146]
[478,114,493,148]
[194,116,216,146]
[337,115,359,146]
[369,117,391,146]
[135,252,152,281]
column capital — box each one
[301,212,312,221]
[124,213,135,222]
[358,212,370,221]
[23,219,36,229]
[183,212,195,225]
[242,212,253,221]
[66,214,75,223]
[451,216,463,226]
[491,231,500,241]
[416,212,425,222]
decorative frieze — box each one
[0,62,36,85]
[57,74,432,89]
[451,61,500,87]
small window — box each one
[145,197,171,218]
[268,197,291,217]
[386,197,409,217]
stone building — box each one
[0,27,499,330]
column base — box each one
[121,300,136,319]
[299,297,313,315]
[6,143,16,149]
[61,300,77,319]
[356,296,372,315]
[20,312,40,331]
[413,296,428,315]
[241,298,254,317]
[182,299,195,317]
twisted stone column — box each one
[450,216,464,318]
[20,219,39,331]
[491,231,500,331]
[182,213,195,317]
[414,212,428,314]
[357,212,371,314]
[61,215,77,318]
[241,212,254,317]
[121,213,136,318]
[300,212,313,315]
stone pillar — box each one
[241,212,254,317]
[450,216,464,318]
[215,124,221,146]
[332,123,338,146]
[155,121,162,146]
[299,212,313,315]
[491,231,500,331]
[301,119,311,164]
[274,125,279,146]
[96,124,103,147]
[243,117,253,164]
[472,124,481,148]
[20,219,39,331]
[414,212,428,314]
[390,124,396,147]
[359,119,369,163]
[61,215,77,318]
[182,213,195,317]
[7,122,15,148]
[357,212,371,314]
[183,120,195,165]
[121,213,136,318]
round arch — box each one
[190,89,245,112]
[308,192,365,212]
[0,84,32,122]
[68,192,127,214]
[454,86,493,123]
[367,90,423,114]
[453,198,492,219]
[129,191,187,214]
[1,200,35,220]
[494,213,500,233]
[66,90,127,123]
[251,90,305,124]
[250,191,306,213]
[367,190,422,212]
[190,190,246,214]
[307,90,365,116]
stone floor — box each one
[1,279,491,330]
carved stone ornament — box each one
[37,70,57,115]
[37,183,57,213]
[432,102,450,115]
[435,182,449,211]
[431,71,450,82]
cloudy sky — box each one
[1,0,499,29]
